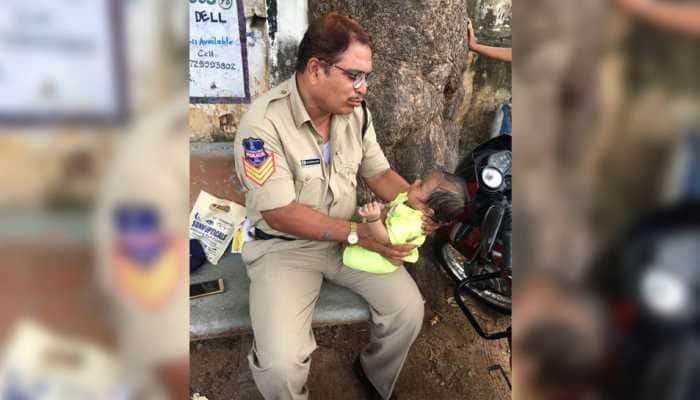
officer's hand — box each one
[357,226,414,266]
[365,242,414,266]
[381,243,415,265]
[421,208,442,235]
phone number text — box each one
[190,59,238,70]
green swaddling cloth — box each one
[343,192,426,274]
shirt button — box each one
[281,89,288,95]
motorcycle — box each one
[513,132,700,399]
[432,134,512,341]
[585,132,700,399]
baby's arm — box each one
[358,202,390,244]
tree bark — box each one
[513,0,607,282]
[309,1,470,184]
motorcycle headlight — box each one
[487,151,512,175]
[481,167,503,189]
[641,269,689,318]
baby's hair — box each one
[426,171,467,223]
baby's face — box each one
[406,172,440,210]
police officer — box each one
[96,96,189,399]
[233,12,433,400]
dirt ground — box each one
[190,248,511,400]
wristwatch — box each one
[347,222,359,245]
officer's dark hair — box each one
[426,171,467,224]
[295,12,373,73]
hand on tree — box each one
[467,18,478,49]
[614,0,641,13]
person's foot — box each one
[353,356,397,400]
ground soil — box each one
[190,246,511,400]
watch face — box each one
[348,232,359,245]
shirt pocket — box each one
[295,168,326,210]
[334,153,360,192]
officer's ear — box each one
[307,58,324,83]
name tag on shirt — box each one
[301,158,321,167]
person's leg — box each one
[327,250,425,399]
[246,249,326,400]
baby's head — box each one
[406,170,466,223]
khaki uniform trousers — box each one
[243,241,425,400]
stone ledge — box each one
[0,212,91,247]
[190,142,245,206]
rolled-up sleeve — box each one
[358,109,390,179]
[234,118,296,212]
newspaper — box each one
[189,191,246,265]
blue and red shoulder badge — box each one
[242,137,275,186]
[111,205,183,311]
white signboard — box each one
[0,0,126,124]
[189,0,250,104]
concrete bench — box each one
[189,251,371,341]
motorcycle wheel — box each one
[433,239,512,313]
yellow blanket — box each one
[342,192,425,274]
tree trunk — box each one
[513,0,606,282]
[309,1,470,184]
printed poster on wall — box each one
[189,0,250,104]
[0,0,127,125]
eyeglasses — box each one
[331,64,371,89]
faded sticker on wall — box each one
[0,0,127,125]
[189,0,250,104]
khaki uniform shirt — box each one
[96,96,189,372]
[234,75,390,256]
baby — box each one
[343,170,467,274]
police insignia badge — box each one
[242,137,275,186]
[112,205,182,311]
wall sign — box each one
[189,0,250,104]
[0,0,127,125]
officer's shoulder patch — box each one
[111,204,183,311]
[242,137,276,186]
